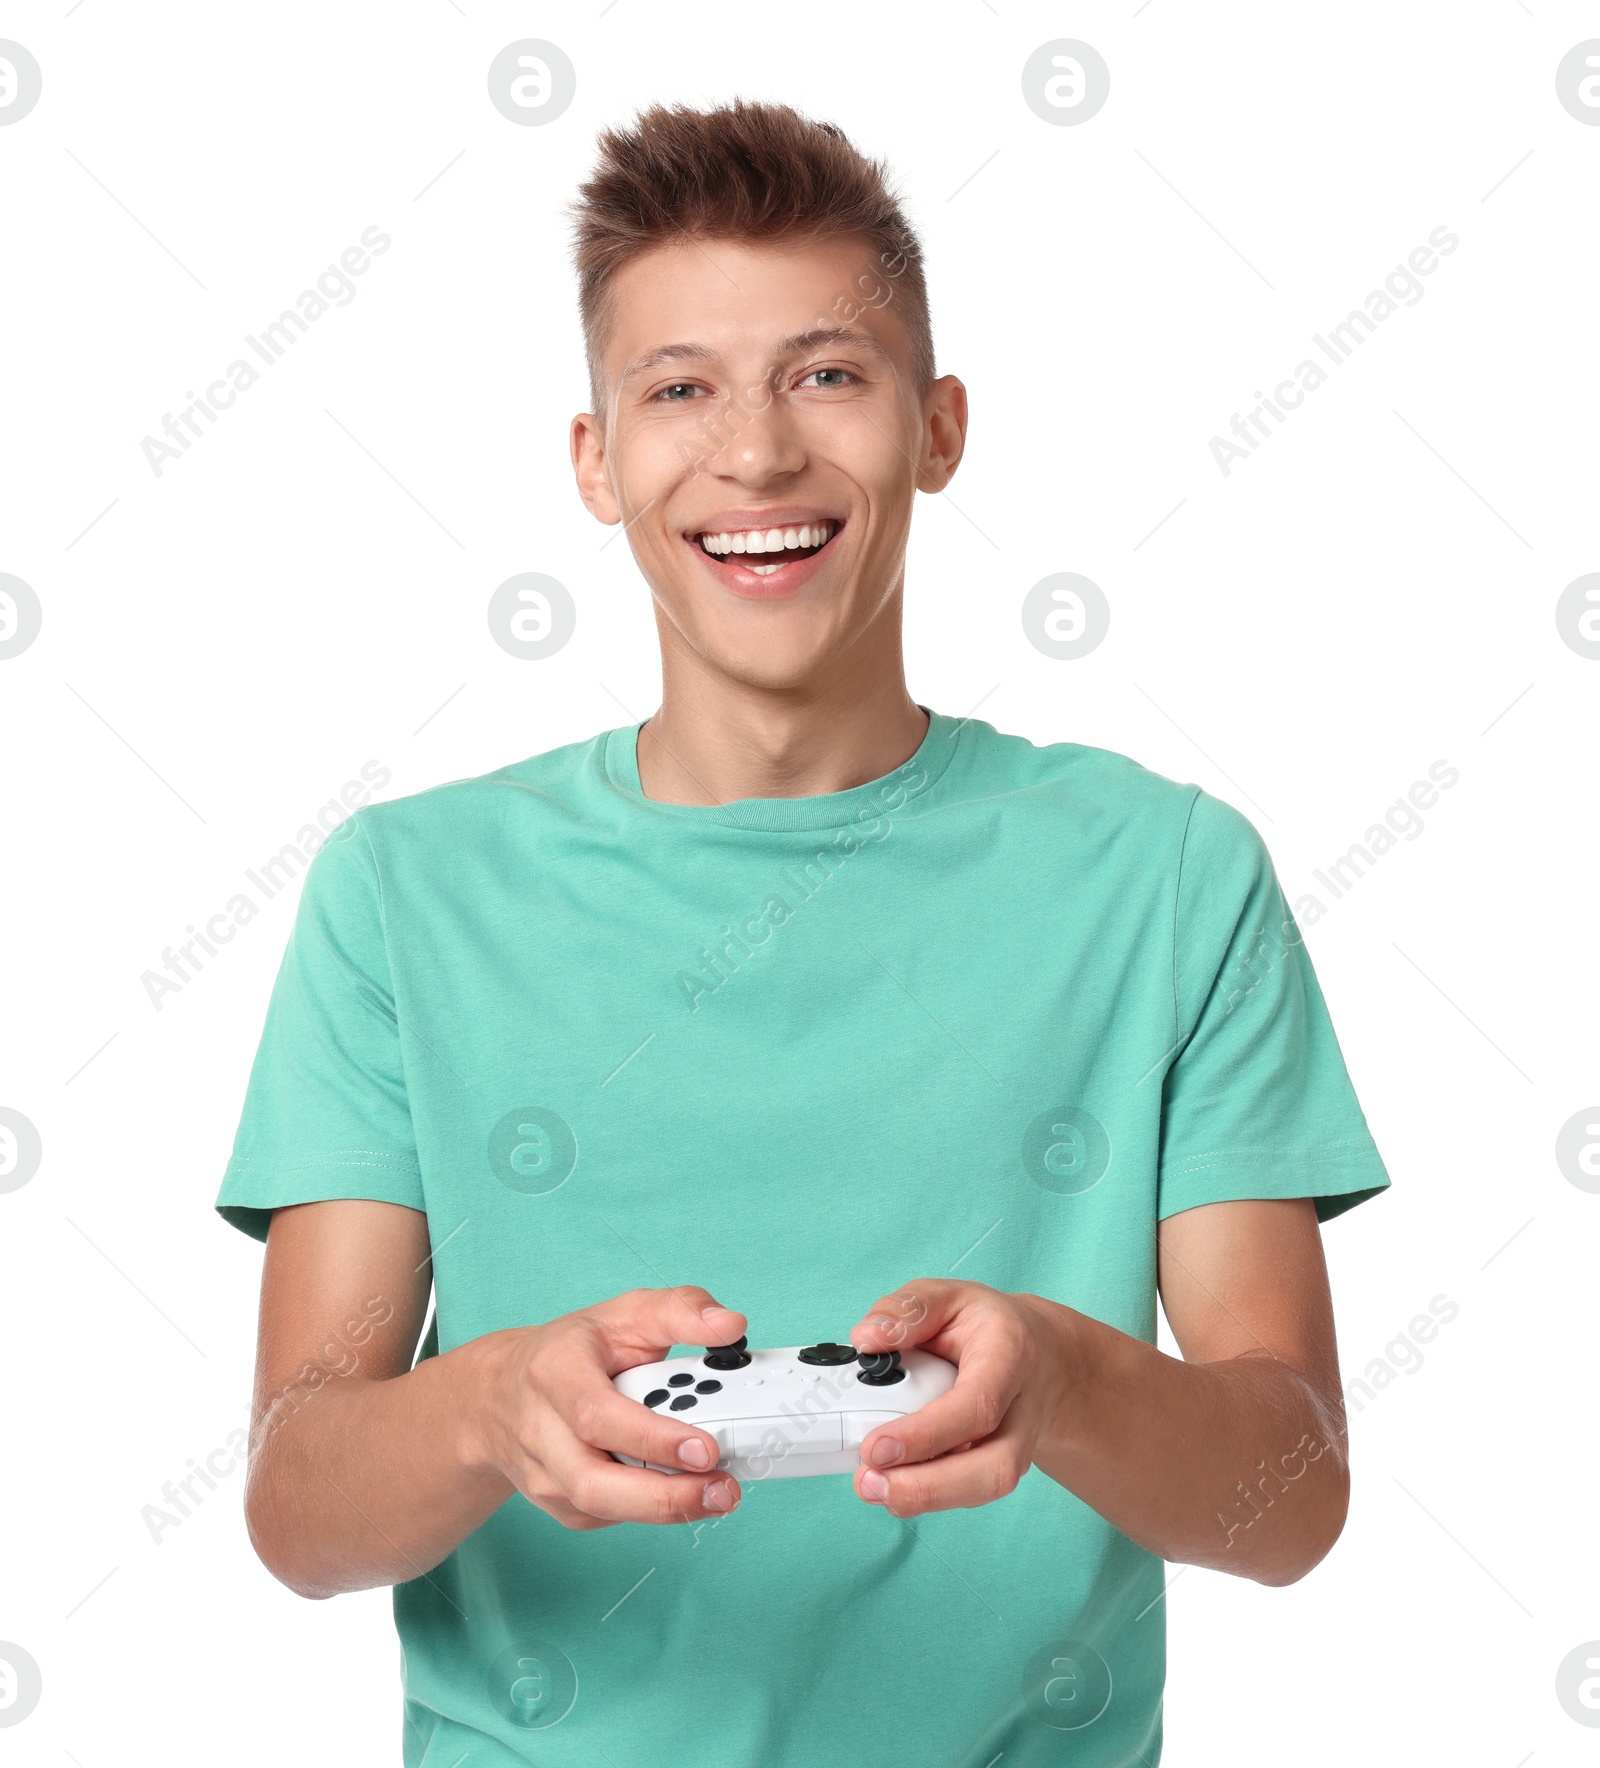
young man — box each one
[219,102,1390,1766]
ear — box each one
[915,375,969,495]
[571,411,623,526]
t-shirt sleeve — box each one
[215,814,424,1242]
[1157,789,1390,1224]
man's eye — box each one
[655,382,704,402]
[800,368,857,390]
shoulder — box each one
[1174,788,1275,897]
[954,716,1209,840]
[951,720,1281,916]
[345,728,612,854]
[291,730,614,925]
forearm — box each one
[246,1333,513,1600]
[1027,1298,1349,1585]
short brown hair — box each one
[570,100,934,408]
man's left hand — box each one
[847,1279,1080,1515]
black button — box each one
[798,1342,858,1366]
[667,1373,694,1387]
[857,1352,906,1386]
[643,1389,670,1408]
[695,1379,722,1394]
[703,1335,751,1371]
[669,1393,698,1411]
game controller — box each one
[612,1338,958,1480]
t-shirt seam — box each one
[1163,1137,1380,1176]
[351,810,390,938]
[1170,785,1204,1053]
[225,1152,423,1174]
[347,814,428,1152]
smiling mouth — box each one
[694,520,841,577]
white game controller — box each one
[612,1337,958,1481]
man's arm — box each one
[1033,1197,1350,1584]
[846,1198,1350,1587]
[245,1200,750,1599]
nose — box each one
[702,388,806,487]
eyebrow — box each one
[776,325,893,363]
[620,324,892,384]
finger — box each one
[849,1279,962,1353]
[552,1368,728,1476]
[597,1284,747,1364]
[859,1382,1001,1472]
[529,1491,618,1531]
[855,1412,1033,1518]
[505,1449,624,1531]
[859,1321,1029,1469]
[535,1413,740,1525]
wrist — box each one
[444,1327,521,1480]
[1021,1293,1102,1464]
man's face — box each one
[571,235,965,693]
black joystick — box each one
[703,1334,752,1371]
[857,1350,906,1386]
[798,1342,858,1366]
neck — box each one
[635,604,927,807]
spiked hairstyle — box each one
[569,100,934,409]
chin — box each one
[698,643,838,695]
[653,592,853,694]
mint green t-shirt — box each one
[218,710,1389,1767]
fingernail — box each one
[703,1480,737,1513]
[700,1303,732,1319]
[869,1436,903,1467]
[678,1438,712,1470]
[861,1469,889,1502]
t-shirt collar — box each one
[601,704,961,832]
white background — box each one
[2,2,1596,1762]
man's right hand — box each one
[246,1199,746,1599]
[463,1286,748,1528]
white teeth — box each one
[748,563,782,575]
[696,521,835,559]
